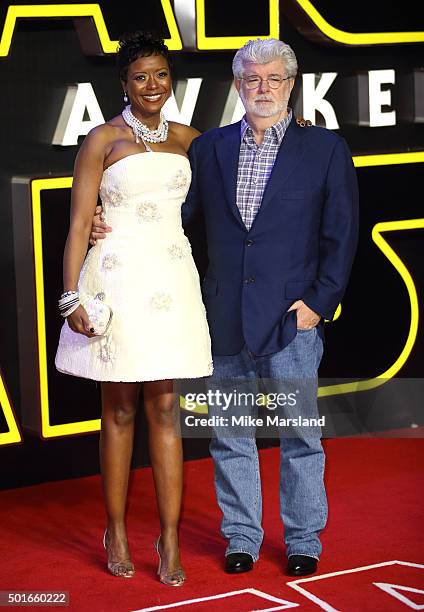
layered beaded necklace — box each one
[122,105,168,148]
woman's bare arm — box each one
[62,126,110,336]
[63,126,108,291]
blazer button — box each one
[246,239,254,246]
[244,277,255,283]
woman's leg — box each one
[143,380,184,581]
[100,381,140,576]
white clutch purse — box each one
[81,292,113,336]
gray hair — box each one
[232,38,298,79]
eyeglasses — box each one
[240,76,292,90]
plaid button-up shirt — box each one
[236,109,292,230]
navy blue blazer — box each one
[182,116,359,357]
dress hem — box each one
[55,366,214,383]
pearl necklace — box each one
[122,105,168,145]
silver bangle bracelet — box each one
[59,290,78,301]
[60,301,81,318]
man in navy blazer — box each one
[182,38,359,576]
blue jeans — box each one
[208,327,327,562]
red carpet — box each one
[0,438,423,611]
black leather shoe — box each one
[286,555,317,576]
[225,552,254,574]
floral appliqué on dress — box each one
[106,186,126,208]
[167,169,189,192]
[136,201,162,222]
[102,253,121,270]
[167,241,191,260]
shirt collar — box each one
[240,108,292,146]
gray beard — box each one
[240,90,288,118]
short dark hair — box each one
[117,31,172,82]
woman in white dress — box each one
[55,32,212,584]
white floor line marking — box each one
[133,587,299,612]
[248,587,300,611]
[373,583,424,610]
[286,560,424,612]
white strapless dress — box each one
[55,152,213,382]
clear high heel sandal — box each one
[103,529,135,578]
[154,535,185,586]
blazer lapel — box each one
[253,118,307,223]
[214,122,246,229]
